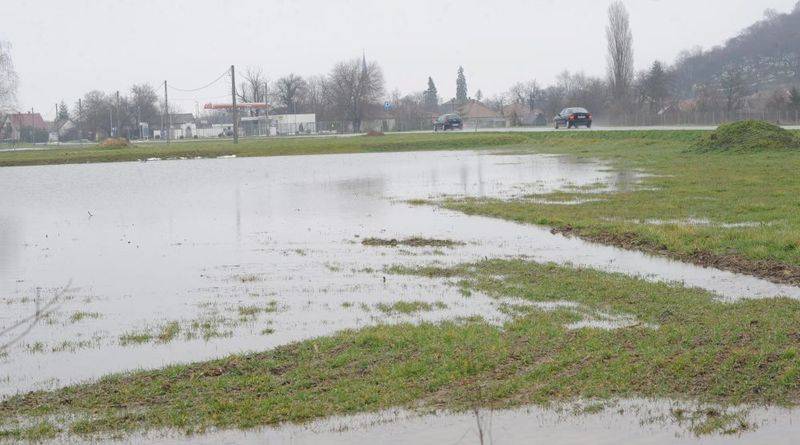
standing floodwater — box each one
[1,150,799,398]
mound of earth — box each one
[99,137,130,149]
[693,120,800,152]
[365,130,385,137]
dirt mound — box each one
[99,137,130,149]
[365,130,385,137]
[693,120,800,152]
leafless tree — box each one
[327,58,385,131]
[0,283,70,354]
[302,75,332,118]
[508,80,542,111]
[719,66,749,112]
[0,40,18,113]
[130,84,160,127]
[236,68,268,116]
[273,73,307,114]
[606,1,634,107]
[75,90,112,139]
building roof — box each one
[502,103,543,118]
[458,100,502,119]
[4,113,48,130]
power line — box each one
[169,94,230,102]
[167,69,230,93]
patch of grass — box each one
[406,199,431,206]
[362,237,465,248]
[375,300,446,315]
[0,133,528,167]
[236,274,261,283]
[157,321,181,343]
[440,128,800,284]
[69,311,101,323]
[237,301,278,318]
[3,260,798,440]
[119,331,153,346]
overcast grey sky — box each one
[2,0,798,118]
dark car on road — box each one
[554,107,592,129]
[433,114,463,131]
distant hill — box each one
[671,3,800,98]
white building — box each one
[270,113,316,135]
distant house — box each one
[1,112,49,141]
[502,103,546,126]
[47,119,77,142]
[454,100,506,127]
[270,113,317,135]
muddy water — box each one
[113,400,798,445]
[1,151,799,405]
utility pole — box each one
[164,80,170,144]
[78,98,83,141]
[115,90,120,138]
[231,65,239,144]
[264,81,272,136]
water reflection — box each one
[0,150,798,399]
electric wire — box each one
[167,69,230,92]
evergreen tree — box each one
[475,89,483,102]
[423,77,438,111]
[57,101,70,121]
[456,66,468,103]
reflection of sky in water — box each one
[0,150,798,398]
[129,400,800,445]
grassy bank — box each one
[438,129,800,284]
[2,259,799,441]
[0,133,528,167]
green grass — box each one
[374,300,447,314]
[68,311,101,323]
[693,120,800,152]
[440,129,800,284]
[361,237,466,248]
[0,133,528,167]
[2,259,798,440]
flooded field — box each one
[119,399,799,445]
[2,149,799,442]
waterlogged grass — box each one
[0,133,528,167]
[441,129,800,283]
[68,311,101,324]
[2,260,798,440]
[362,237,465,248]
[374,300,448,315]
[118,301,279,347]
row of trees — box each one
[235,56,385,131]
[5,1,800,139]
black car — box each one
[433,114,463,131]
[554,107,592,129]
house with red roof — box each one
[1,112,49,141]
